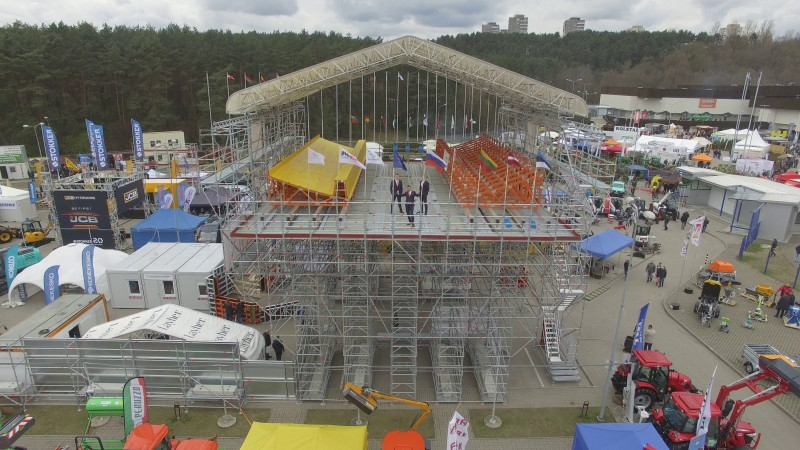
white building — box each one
[0,145,30,180]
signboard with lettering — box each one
[113,179,145,213]
[53,190,115,248]
[698,98,717,108]
[0,145,26,164]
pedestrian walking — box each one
[663,214,670,231]
[623,260,630,278]
[644,325,655,350]
[272,336,285,361]
[263,331,272,360]
[795,244,800,263]
[770,238,778,257]
[646,261,656,283]
[702,217,710,233]
[235,301,244,324]
[224,300,233,321]
[680,211,689,230]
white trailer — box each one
[175,243,223,311]
[0,294,108,346]
[141,243,207,308]
[104,243,176,308]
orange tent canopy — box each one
[709,260,735,273]
[603,138,620,146]
[692,153,713,162]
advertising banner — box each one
[113,179,145,213]
[28,181,37,204]
[42,125,61,170]
[85,120,97,165]
[82,245,97,294]
[53,190,115,248]
[0,145,26,164]
[4,244,19,285]
[43,265,60,305]
[131,120,144,160]
[123,377,149,435]
[91,124,111,170]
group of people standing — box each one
[645,261,668,287]
[391,174,430,228]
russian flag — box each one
[425,148,447,172]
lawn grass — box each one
[1,405,269,438]
[740,242,796,285]
[470,407,614,438]
[305,408,435,440]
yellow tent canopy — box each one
[268,136,366,200]
[691,153,713,162]
[603,138,620,146]
[240,423,367,450]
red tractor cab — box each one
[649,391,730,449]
[611,349,697,410]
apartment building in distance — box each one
[508,14,528,33]
[563,17,585,35]
[482,22,501,33]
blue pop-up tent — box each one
[130,209,207,250]
[572,423,669,450]
[576,229,634,259]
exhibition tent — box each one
[572,423,668,450]
[82,304,265,360]
[733,132,770,157]
[5,243,128,306]
[130,208,207,250]
[0,185,36,222]
[241,423,367,450]
[576,229,634,259]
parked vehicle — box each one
[611,349,697,410]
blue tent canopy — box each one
[130,209,207,250]
[577,229,634,259]
[627,164,650,180]
[573,423,668,450]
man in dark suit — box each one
[403,185,419,227]
[419,175,430,215]
[390,174,404,213]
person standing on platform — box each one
[795,244,800,263]
[235,301,244,324]
[262,331,272,360]
[272,336,285,361]
[403,185,419,228]
[644,325,655,350]
[419,175,430,215]
[224,300,233,321]
[390,174,404,214]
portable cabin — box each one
[104,243,176,308]
[140,243,207,308]
[175,243,224,311]
[0,294,108,347]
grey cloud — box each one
[203,0,299,16]
[331,0,505,28]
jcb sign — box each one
[53,190,115,249]
[114,179,145,213]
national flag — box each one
[393,151,407,171]
[245,74,253,83]
[364,115,370,124]
[450,115,455,130]
[366,147,384,166]
[536,151,552,170]
[339,147,366,169]
[507,155,521,167]
[307,148,325,165]
[480,149,498,170]
[690,216,705,246]
[436,117,441,130]
[397,72,404,81]
[425,149,447,173]
[631,303,649,351]
[260,73,266,83]
[351,115,360,125]
[696,367,717,436]
[423,114,428,128]
[380,115,386,125]
[464,115,469,129]
[226,73,234,80]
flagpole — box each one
[447,148,456,205]
[226,75,231,119]
[502,162,510,213]
[206,73,213,132]
[396,71,400,144]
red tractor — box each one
[649,355,800,449]
[611,349,697,410]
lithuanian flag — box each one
[480,149,498,170]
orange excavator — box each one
[343,383,431,450]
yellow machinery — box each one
[343,382,431,450]
[21,219,54,246]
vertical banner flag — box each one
[85,120,98,165]
[366,147,384,166]
[43,265,60,305]
[183,186,197,212]
[178,182,187,207]
[42,125,61,170]
[123,377,149,435]
[694,366,717,447]
[131,120,144,160]
[157,185,166,208]
[28,181,37,204]
[632,303,650,351]
[82,245,97,294]
[92,124,110,170]
[307,148,326,165]
[339,147,366,169]
[447,411,470,450]
[690,216,705,247]
[5,244,19,285]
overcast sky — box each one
[1,0,796,40]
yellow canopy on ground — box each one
[268,136,366,199]
[240,422,367,450]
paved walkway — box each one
[11,208,800,449]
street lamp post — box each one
[22,122,45,158]
[435,103,447,140]
[566,78,582,93]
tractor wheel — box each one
[0,231,11,243]
[713,306,721,318]
[744,362,755,374]
[634,388,656,410]
[693,302,700,313]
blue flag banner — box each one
[183,156,190,172]
[28,181,37,204]
[82,245,97,294]
[157,185,166,208]
[43,265,60,305]
[86,120,98,165]
[177,182,187,207]
[5,244,19,285]
[131,120,144,161]
[42,125,61,170]
[79,154,92,163]
[393,152,407,171]
[92,124,110,170]
[632,303,650,351]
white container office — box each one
[140,243,207,309]
[104,243,176,308]
[175,243,224,311]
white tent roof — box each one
[82,304,265,360]
[633,136,701,154]
[6,243,128,305]
[697,173,800,205]
[734,133,770,151]
[0,185,29,198]
[147,169,169,179]
[691,136,712,147]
